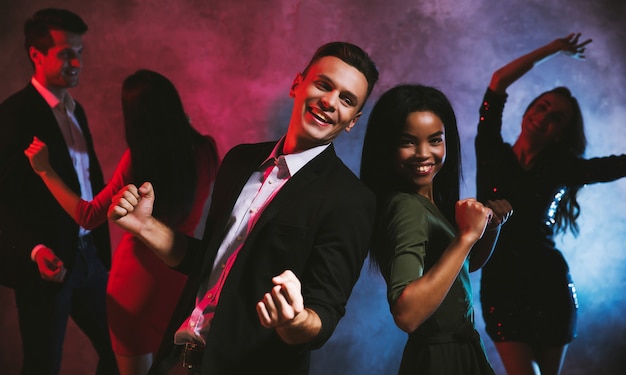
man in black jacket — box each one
[109,42,379,374]
[0,8,117,374]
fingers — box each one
[455,198,493,239]
[486,207,494,225]
[24,137,49,164]
[118,188,141,211]
[256,270,304,328]
[256,300,272,328]
[138,181,155,199]
[35,248,66,283]
[257,285,294,327]
[24,137,52,175]
[561,32,592,59]
[43,258,66,283]
[577,38,593,49]
[486,199,514,225]
[566,32,592,47]
[272,270,304,311]
[108,184,140,219]
[457,198,492,220]
[24,136,46,153]
[257,286,288,328]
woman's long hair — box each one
[360,84,462,268]
[525,87,587,235]
[122,69,218,226]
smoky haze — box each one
[1,1,624,374]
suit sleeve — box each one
[301,181,376,349]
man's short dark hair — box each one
[24,8,88,56]
[302,42,379,104]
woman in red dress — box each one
[25,69,219,375]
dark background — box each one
[1,0,625,374]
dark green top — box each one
[373,192,494,374]
[375,192,473,332]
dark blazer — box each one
[0,83,110,288]
[150,141,375,375]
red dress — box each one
[75,139,217,355]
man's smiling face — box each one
[285,56,368,153]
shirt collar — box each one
[260,136,330,177]
[31,77,76,113]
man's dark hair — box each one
[24,8,87,59]
[302,41,379,104]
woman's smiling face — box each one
[395,111,446,200]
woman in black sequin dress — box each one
[475,33,626,375]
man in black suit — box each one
[0,8,118,374]
[109,42,379,374]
